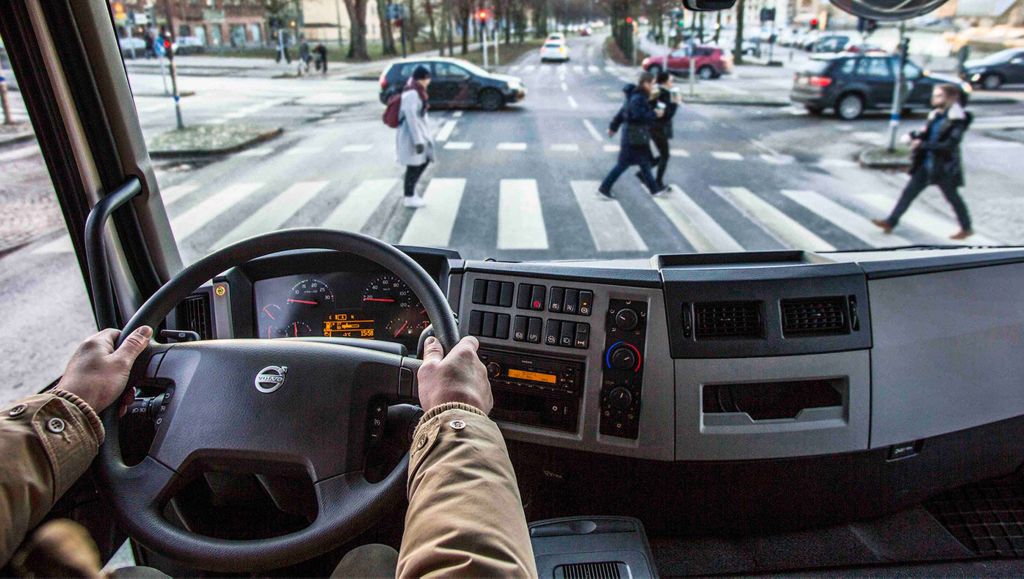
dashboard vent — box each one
[555,562,624,579]
[694,301,763,339]
[781,297,849,337]
[181,293,213,340]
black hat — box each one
[412,65,431,80]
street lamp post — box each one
[887,23,909,152]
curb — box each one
[685,96,790,107]
[134,90,196,98]
[149,127,283,159]
[984,129,1024,144]
[858,148,911,169]
[0,132,35,147]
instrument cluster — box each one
[253,272,430,350]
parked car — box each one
[800,30,822,51]
[961,48,1024,90]
[790,54,971,120]
[580,26,592,37]
[812,34,855,53]
[378,58,526,111]
[118,36,146,58]
[172,36,205,55]
[540,41,570,62]
[641,45,731,80]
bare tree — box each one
[424,0,439,45]
[733,0,745,65]
[377,1,399,56]
[405,0,418,51]
[343,0,369,59]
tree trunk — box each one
[713,11,722,43]
[424,0,438,45]
[459,1,469,54]
[405,0,417,51]
[733,0,745,65]
[378,0,398,55]
[344,0,369,60]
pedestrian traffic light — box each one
[809,18,819,30]
[625,17,633,24]
[478,10,489,23]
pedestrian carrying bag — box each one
[626,123,650,147]
[383,93,403,128]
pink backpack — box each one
[382,92,403,128]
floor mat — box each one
[926,470,1024,558]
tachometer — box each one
[385,307,430,341]
[363,274,429,344]
[288,278,334,306]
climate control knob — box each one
[486,361,502,378]
[608,345,638,371]
[614,308,639,331]
[608,387,633,411]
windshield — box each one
[104,9,1019,265]
[975,48,1022,64]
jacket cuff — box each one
[417,402,486,428]
[50,390,105,446]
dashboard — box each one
[253,272,429,350]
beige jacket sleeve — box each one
[0,390,105,568]
[397,403,537,578]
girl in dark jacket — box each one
[649,71,680,191]
[873,84,974,240]
[599,73,669,199]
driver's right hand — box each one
[417,336,493,414]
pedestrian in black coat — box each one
[599,73,668,198]
[649,71,680,190]
[873,84,974,240]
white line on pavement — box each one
[160,183,200,205]
[498,179,549,250]
[400,178,466,247]
[444,141,473,150]
[817,158,858,168]
[713,186,835,251]
[561,82,568,91]
[570,181,648,252]
[858,193,999,245]
[567,96,578,109]
[670,148,689,157]
[452,111,464,118]
[574,65,584,74]
[781,190,909,248]
[0,145,39,162]
[237,147,274,157]
[582,119,604,142]
[711,151,743,161]
[436,120,457,142]
[212,181,328,249]
[603,144,620,153]
[760,153,795,164]
[172,182,262,241]
[653,187,744,253]
[497,142,527,151]
[32,235,73,254]
[550,144,580,152]
[285,146,319,157]
[340,144,374,153]
[588,65,599,74]
[320,179,399,232]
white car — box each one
[118,36,146,58]
[545,33,565,43]
[540,41,569,62]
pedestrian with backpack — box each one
[390,65,435,208]
[599,72,668,199]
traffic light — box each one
[477,9,489,23]
[625,16,633,24]
[809,18,819,30]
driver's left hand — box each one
[55,326,152,413]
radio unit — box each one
[479,349,583,433]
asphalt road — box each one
[2,33,1024,402]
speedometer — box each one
[361,274,417,308]
[288,278,334,306]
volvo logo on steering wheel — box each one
[255,365,289,393]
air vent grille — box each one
[781,297,849,337]
[181,293,212,340]
[693,301,763,339]
[556,562,623,579]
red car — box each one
[641,46,732,80]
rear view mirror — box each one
[829,0,951,21]
[682,0,738,11]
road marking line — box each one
[320,178,399,232]
[209,118,228,125]
[570,181,648,252]
[561,82,568,91]
[212,181,328,249]
[574,65,584,74]
[340,144,373,153]
[603,144,620,153]
[171,182,262,241]
[818,158,858,168]
[582,119,604,142]
[161,183,200,205]
[712,186,835,251]
[436,120,457,142]
[498,179,549,250]
[588,65,599,73]
[32,235,73,254]
[550,143,580,152]
[858,193,1000,245]
[453,110,464,118]
[285,146,319,157]
[781,190,909,248]
[567,95,578,109]
[444,141,473,150]
[523,65,536,73]
[0,145,39,162]
[711,151,743,161]
[670,148,689,157]
[400,178,466,247]
[237,147,274,157]
[760,153,795,164]
[653,187,744,253]
[604,65,615,74]
[497,142,527,151]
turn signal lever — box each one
[119,391,172,464]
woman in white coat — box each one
[397,65,435,208]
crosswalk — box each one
[33,172,998,258]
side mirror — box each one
[682,0,738,11]
[1011,57,1024,65]
[829,0,951,21]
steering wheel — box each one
[96,229,459,572]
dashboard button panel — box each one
[600,300,648,440]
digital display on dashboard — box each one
[253,272,428,350]
[507,368,558,384]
